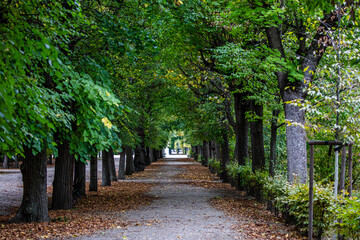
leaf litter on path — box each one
[0,181,155,240]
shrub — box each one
[336,192,360,239]
[208,158,222,173]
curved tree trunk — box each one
[10,147,49,222]
[250,101,265,172]
[52,139,74,210]
[125,147,135,175]
[74,160,86,197]
[89,154,98,192]
[108,148,117,181]
[118,151,125,179]
[101,150,111,186]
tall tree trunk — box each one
[284,98,307,183]
[202,141,209,166]
[118,151,125,179]
[234,92,249,165]
[145,147,151,165]
[52,139,74,210]
[14,155,19,168]
[134,146,146,171]
[151,148,157,162]
[269,108,281,177]
[250,101,265,172]
[220,132,230,182]
[265,5,345,181]
[108,148,117,181]
[10,148,49,222]
[160,149,164,158]
[125,147,135,175]
[74,160,86,197]
[3,154,9,169]
[89,154,98,192]
[102,150,111,186]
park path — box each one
[74,157,244,240]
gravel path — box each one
[74,158,243,240]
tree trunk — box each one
[250,101,265,172]
[151,148,157,162]
[10,148,49,222]
[14,155,19,168]
[220,132,230,182]
[134,146,146,171]
[47,154,52,165]
[118,151,125,179]
[234,92,249,165]
[102,150,111,186]
[269,108,280,177]
[145,147,151,166]
[108,148,117,181]
[160,149,164,158]
[284,96,307,183]
[74,160,86,197]
[52,139,74,210]
[202,141,209,166]
[264,8,345,182]
[125,147,135,175]
[3,154,9,169]
[89,154,98,192]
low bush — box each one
[208,158,222,173]
[224,161,360,239]
[336,193,360,239]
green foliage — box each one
[208,158,222,173]
[335,193,360,239]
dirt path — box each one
[74,158,244,240]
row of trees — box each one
[166,0,360,182]
[0,0,185,223]
[2,0,360,234]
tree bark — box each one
[134,146,146,171]
[125,147,135,175]
[101,150,111,186]
[151,148,157,162]
[108,148,117,181]
[202,141,209,166]
[52,139,74,210]
[10,147,49,222]
[89,154,98,192]
[284,98,307,183]
[14,155,19,168]
[269,108,281,177]
[234,92,249,165]
[118,151,125,179]
[145,147,151,165]
[265,8,345,182]
[220,132,230,182]
[250,101,265,172]
[3,154,9,169]
[74,160,86,197]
